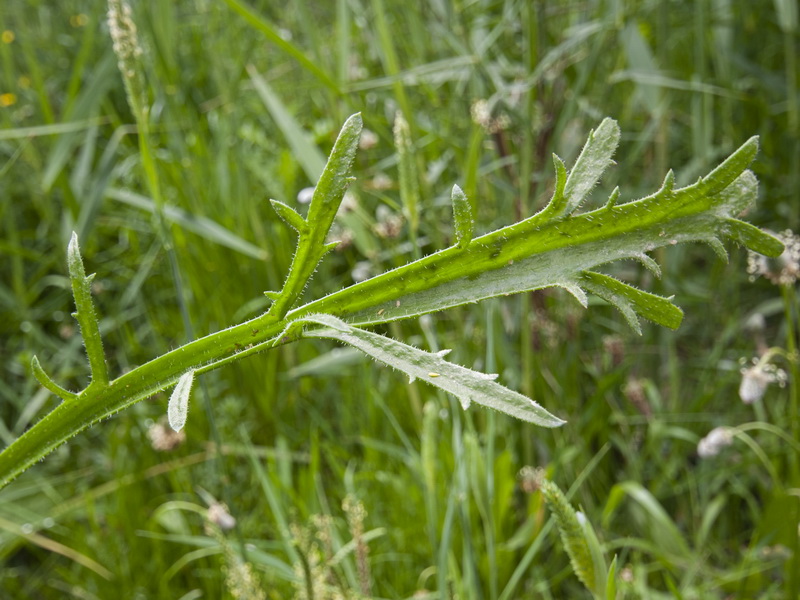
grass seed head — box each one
[107,0,148,119]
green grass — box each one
[1,0,798,598]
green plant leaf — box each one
[168,370,194,432]
[451,184,473,248]
[579,271,683,334]
[107,187,268,261]
[68,232,108,388]
[605,555,618,600]
[270,199,308,233]
[602,481,691,561]
[297,133,781,331]
[268,112,363,319]
[562,117,620,215]
[296,313,564,427]
[247,65,327,181]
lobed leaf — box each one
[296,134,782,333]
[0,116,783,490]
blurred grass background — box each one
[0,0,798,598]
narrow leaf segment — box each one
[562,117,620,215]
[451,184,473,248]
[168,370,194,432]
[68,232,108,388]
[297,314,565,427]
[268,113,363,318]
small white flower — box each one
[470,99,492,130]
[369,172,393,191]
[374,205,403,238]
[739,365,771,404]
[297,187,315,204]
[351,261,372,283]
[147,420,185,451]
[738,359,787,404]
[207,502,236,531]
[747,229,800,285]
[697,426,734,458]
[359,128,379,150]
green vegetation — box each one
[1,1,798,598]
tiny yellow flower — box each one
[1,31,14,44]
[0,93,17,107]
[70,14,89,28]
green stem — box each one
[781,283,800,476]
[0,312,284,488]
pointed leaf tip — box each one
[702,136,759,195]
[168,371,195,432]
[32,355,78,401]
[270,199,307,232]
[563,117,620,214]
[67,231,84,275]
[344,112,363,128]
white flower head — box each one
[207,502,237,531]
[738,358,787,404]
[358,128,379,150]
[697,426,734,458]
[747,229,800,286]
[147,420,185,451]
[296,186,315,204]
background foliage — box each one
[0,0,798,598]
